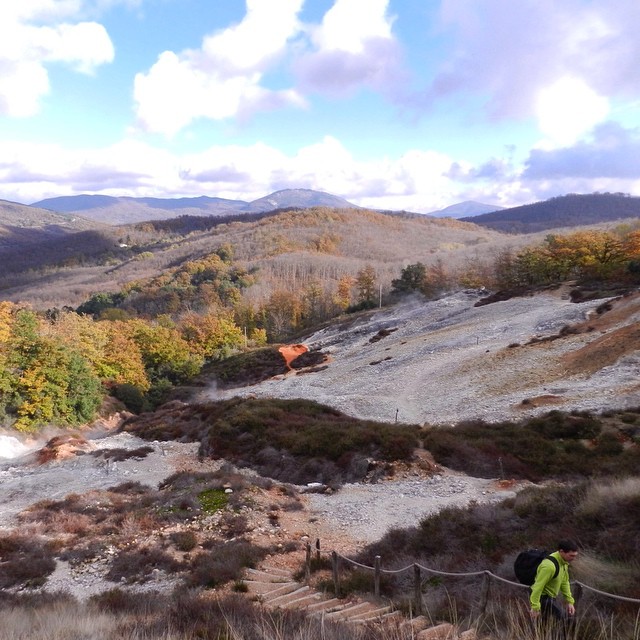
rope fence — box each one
[304,539,640,615]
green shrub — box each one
[423,410,637,481]
[198,488,229,513]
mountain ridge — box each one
[430,200,503,218]
[31,188,359,224]
[463,192,640,233]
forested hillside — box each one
[0,206,506,310]
[463,192,640,233]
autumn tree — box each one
[128,319,203,385]
[263,290,302,341]
[335,274,355,311]
[11,335,101,431]
[355,265,378,307]
[179,311,245,360]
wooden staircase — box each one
[242,565,483,638]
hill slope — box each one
[209,288,640,425]
[462,192,640,233]
[0,207,508,309]
[0,199,119,274]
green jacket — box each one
[530,551,575,612]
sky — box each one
[1,0,640,214]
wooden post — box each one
[332,551,340,598]
[305,542,311,584]
[374,555,381,597]
[573,582,583,608]
[413,564,422,614]
[315,538,321,564]
[479,572,491,616]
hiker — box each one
[529,539,578,634]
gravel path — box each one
[305,472,519,545]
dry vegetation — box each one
[123,397,421,487]
[1,466,279,590]
[0,207,519,309]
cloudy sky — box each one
[1,0,639,213]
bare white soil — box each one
[211,289,640,425]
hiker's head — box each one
[558,539,579,563]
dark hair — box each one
[558,539,578,552]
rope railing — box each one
[307,541,640,611]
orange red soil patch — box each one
[278,344,308,370]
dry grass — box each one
[1,589,637,640]
[576,477,640,517]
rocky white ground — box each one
[211,289,640,425]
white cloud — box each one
[0,3,114,117]
[0,134,457,212]
[428,0,640,124]
[134,0,306,136]
[311,0,394,54]
[0,62,50,117]
[202,0,303,72]
[295,0,403,96]
[535,77,609,148]
[134,0,405,135]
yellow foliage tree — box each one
[179,312,244,360]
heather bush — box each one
[423,410,639,480]
[106,545,183,583]
[218,512,249,538]
[91,445,154,461]
[126,397,419,486]
[0,534,56,588]
[170,530,198,552]
[89,588,166,615]
[58,541,107,566]
[183,540,267,589]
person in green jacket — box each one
[530,539,578,636]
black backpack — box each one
[514,549,559,585]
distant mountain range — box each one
[32,189,359,225]
[462,192,640,233]
[429,200,503,218]
[5,189,640,235]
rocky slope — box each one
[211,288,640,426]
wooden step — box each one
[260,565,295,578]
[245,568,293,583]
[416,622,457,640]
[346,605,392,622]
[265,585,311,606]
[280,592,323,609]
[304,597,345,614]
[244,580,300,598]
[324,601,380,620]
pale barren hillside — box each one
[212,288,640,426]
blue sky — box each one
[1,0,639,213]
